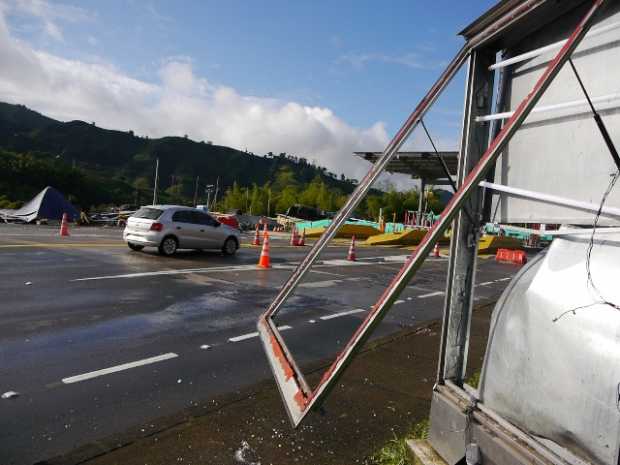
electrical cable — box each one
[420,119,476,226]
[554,60,620,321]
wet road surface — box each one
[0,224,518,464]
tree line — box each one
[0,150,447,220]
[216,166,447,221]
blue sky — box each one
[0,0,498,178]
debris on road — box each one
[2,391,20,399]
[199,344,212,350]
[234,440,261,465]
[24,281,32,286]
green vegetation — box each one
[0,102,449,218]
[465,370,481,389]
[369,419,429,465]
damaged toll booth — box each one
[354,151,458,225]
[257,1,620,465]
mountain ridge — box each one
[0,102,357,208]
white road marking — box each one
[61,353,178,384]
[300,279,342,289]
[496,277,512,282]
[72,255,399,282]
[72,264,262,281]
[418,291,445,299]
[383,255,409,263]
[229,325,291,342]
[308,319,317,324]
[320,308,366,320]
[309,269,346,277]
[395,300,405,305]
[478,281,494,286]
[200,344,211,350]
[320,259,364,266]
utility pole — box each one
[204,184,214,210]
[152,157,159,206]
[193,175,200,207]
[212,177,219,210]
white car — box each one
[123,205,240,256]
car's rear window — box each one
[132,207,163,220]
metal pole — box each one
[417,178,426,226]
[152,158,159,206]
[267,188,271,217]
[193,175,200,207]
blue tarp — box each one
[0,186,79,222]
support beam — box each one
[437,48,495,384]
[418,178,427,226]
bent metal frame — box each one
[257,0,609,427]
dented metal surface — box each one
[257,0,607,427]
[480,231,620,465]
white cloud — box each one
[338,51,446,70]
[0,8,394,180]
[3,0,92,41]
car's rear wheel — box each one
[128,243,144,251]
[159,236,178,256]
[222,237,238,256]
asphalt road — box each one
[0,224,517,465]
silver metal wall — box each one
[479,230,620,465]
[493,4,620,224]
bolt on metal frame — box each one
[257,0,608,427]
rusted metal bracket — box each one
[257,0,607,427]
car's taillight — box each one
[150,222,163,231]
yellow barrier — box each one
[303,224,380,239]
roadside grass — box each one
[368,418,429,465]
[465,369,481,389]
[368,370,480,464]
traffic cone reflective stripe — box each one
[252,225,261,246]
[59,213,70,237]
[299,229,305,246]
[347,235,356,261]
[290,226,298,246]
[258,232,271,268]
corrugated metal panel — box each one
[493,3,620,224]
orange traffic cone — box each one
[258,231,271,268]
[252,224,261,246]
[347,235,356,261]
[290,226,298,246]
[59,213,70,237]
[298,228,305,246]
[433,243,440,257]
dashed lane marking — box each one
[61,352,178,384]
[479,281,494,286]
[70,256,408,281]
[418,291,445,299]
[228,325,291,342]
[320,308,366,320]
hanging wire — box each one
[420,119,476,226]
[553,59,620,321]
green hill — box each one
[0,102,356,210]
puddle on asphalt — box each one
[0,288,331,364]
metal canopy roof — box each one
[354,151,459,185]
